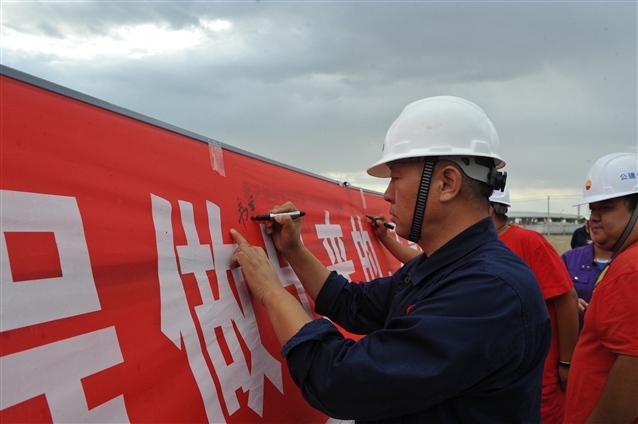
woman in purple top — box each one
[560,242,612,330]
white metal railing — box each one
[516,223,581,236]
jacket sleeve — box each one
[281,270,535,421]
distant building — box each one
[507,211,582,235]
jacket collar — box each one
[402,217,498,285]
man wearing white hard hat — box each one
[229,96,550,422]
[564,152,638,424]
[371,183,580,424]
[489,186,579,424]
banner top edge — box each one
[0,64,382,196]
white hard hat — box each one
[489,185,511,207]
[573,152,638,206]
[367,96,505,179]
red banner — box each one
[0,71,416,423]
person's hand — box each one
[578,298,588,316]
[230,229,284,305]
[558,365,569,391]
[368,214,392,241]
[263,201,304,254]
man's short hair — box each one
[438,159,493,205]
[624,193,638,212]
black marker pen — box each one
[366,215,394,229]
[251,211,306,221]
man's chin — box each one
[394,227,410,240]
[591,238,612,251]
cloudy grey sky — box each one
[2,0,636,215]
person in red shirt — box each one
[564,152,638,424]
[489,187,579,424]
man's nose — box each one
[383,184,393,203]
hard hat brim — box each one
[573,189,638,206]
[367,152,505,178]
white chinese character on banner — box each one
[350,216,382,280]
[151,195,283,420]
[0,190,128,424]
[259,225,313,315]
[315,211,355,279]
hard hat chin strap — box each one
[610,204,638,253]
[407,156,506,243]
[409,157,437,243]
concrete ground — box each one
[544,234,573,255]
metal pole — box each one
[547,196,550,235]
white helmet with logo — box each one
[367,96,506,182]
[573,152,638,205]
[574,152,638,253]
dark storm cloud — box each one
[7,2,634,88]
[2,1,636,212]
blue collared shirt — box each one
[282,217,551,423]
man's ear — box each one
[438,165,463,203]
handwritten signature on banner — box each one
[236,195,255,228]
[1,190,387,423]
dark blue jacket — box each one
[282,217,551,423]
